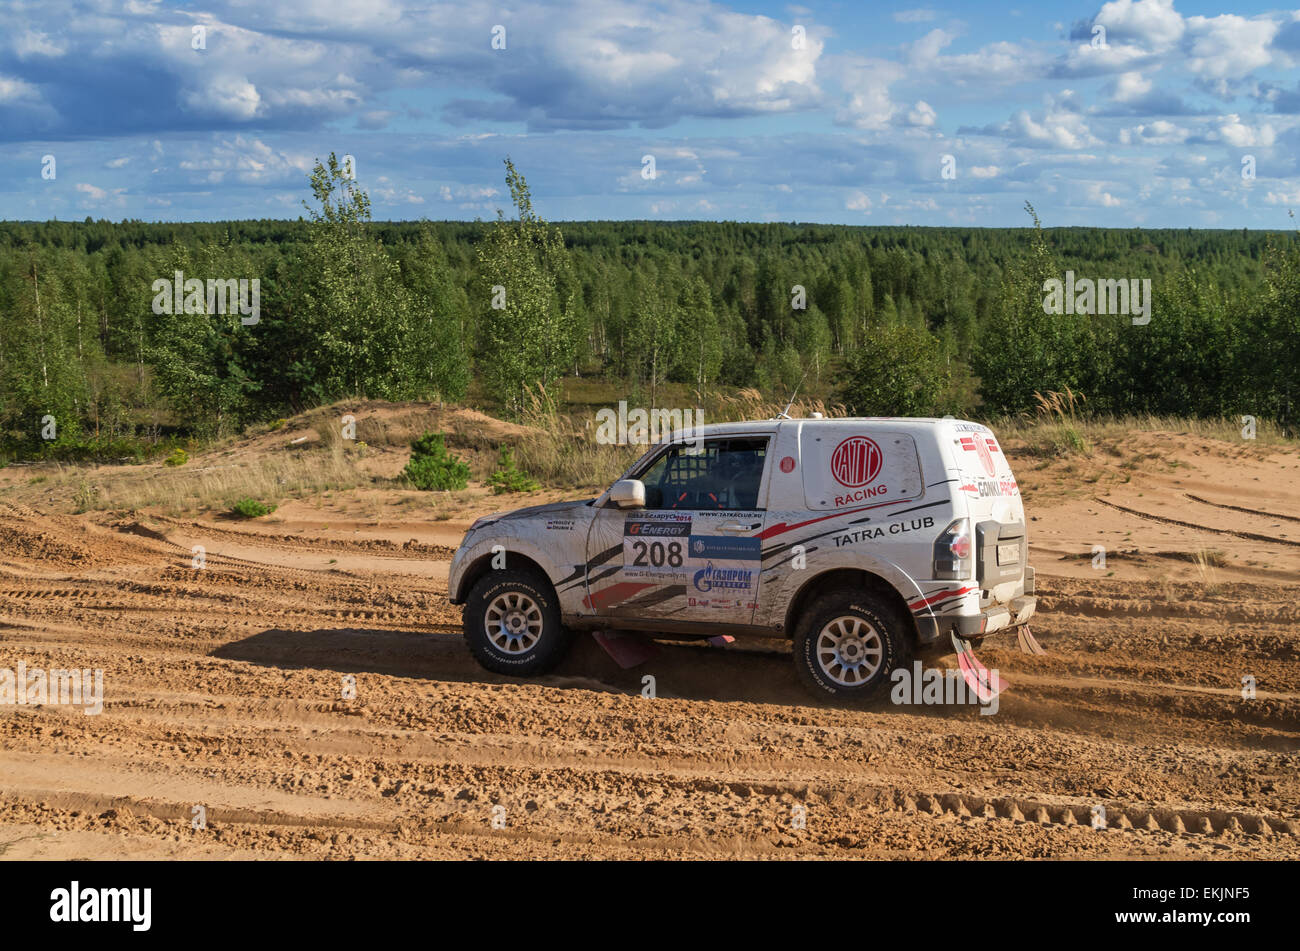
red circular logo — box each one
[831,436,883,487]
[975,439,996,476]
[779,455,796,473]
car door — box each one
[583,435,772,625]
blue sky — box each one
[1,0,1298,226]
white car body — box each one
[449,418,1036,649]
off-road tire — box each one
[463,570,572,676]
[793,588,911,701]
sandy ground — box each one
[0,428,1297,859]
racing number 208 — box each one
[631,540,684,568]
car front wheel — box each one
[463,570,572,676]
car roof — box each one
[646,416,980,444]
[687,416,956,433]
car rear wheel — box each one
[793,588,910,701]
[463,570,572,676]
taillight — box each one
[949,534,971,559]
[934,518,973,580]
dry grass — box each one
[996,408,1293,451]
[4,392,1295,514]
[17,445,369,515]
[509,384,850,489]
[1193,547,1227,596]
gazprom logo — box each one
[692,561,753,592]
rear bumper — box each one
[914,594,1036,644]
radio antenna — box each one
[776,369,809,420]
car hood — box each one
[477,498,595,527]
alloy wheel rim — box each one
[485,592,544,654]
[815,615,884,686]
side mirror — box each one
[607,479,646,510]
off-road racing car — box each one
[448,417,1039,700]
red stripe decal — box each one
[757,498,910,541]
[582,582,654,610]
[911,586,976,609]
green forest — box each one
[1,154,1297,461]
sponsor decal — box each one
[830,436,883,488]
[625,567,687,582]
[974,438,995,475]
[961,477,1020,498]
[625,520,691,537]
[692,561,754,592]
[831,516,935,547]
[546,519,576,531]
[689,535,761,560]
[779,455,796,473]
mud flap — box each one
[591,630,661,669]
[950,631,1007,703]
[1017,625,1047,655]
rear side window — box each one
[800,430,924,511]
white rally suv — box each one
[448,417,1036,700]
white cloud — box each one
[1118,119,1188,144]
[834,57,903,129]
[0,74,40,103]
[176,135,312,185]
[1218,114,1275,147]
[1111,71,1152,102]
[1184,14,1278,80]
[1005,99,1101,149]
[894,9,937,23]
[1095,0,1186,51]
[846,190,873,212]
[440,184,500,201]
[15,30,66,59]
[1086,182,1124,206]
[906,100,937,127]
[181,77,263,121]
[909,29,1042,84]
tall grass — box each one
[994,406,1294,450]
[510,383,851,489]
[20,444,367,515]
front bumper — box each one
[447,542,471,605]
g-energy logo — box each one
[50,882,151,932]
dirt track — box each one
[1,430,1298,859]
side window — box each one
[637,438,769,511]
